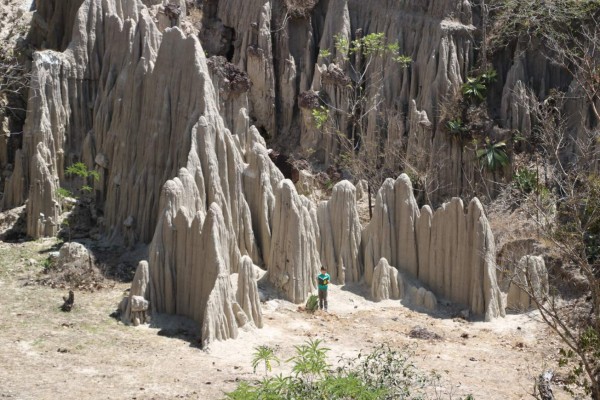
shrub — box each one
[305,294,319,312]
[476,139,509,171]
[284,0,318,18]
[461,69,497,103]
[513,167,539,194]
[446,118,468,136]
[225,341,474,400]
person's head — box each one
[321,267,326,273]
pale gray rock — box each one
[120,260,150,325]
[267,179,320,303]
[507,255,549,311]
[317,180,361,284]
[364,174,503,320]
[371,257,400,301]
[237,255,263,328]
[57,242,95,269]
[371,257,437,311]
[363,174,419,285]
[242,131,283,267]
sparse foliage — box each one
[446,118,468,136]
[284,0,318,18]
[511,85,600,397]
[461,69,497,103]
[311,32,411,217]
[513,167,540,195]
[226,341,474,399]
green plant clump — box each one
[461,69,497,102]
[305,294,319,312]
[513,167,539,194]
[446,118,469,136]
[226,340,475,400]
[476,139,509,171]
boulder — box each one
[57,242,95,270]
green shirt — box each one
[317,273,330,291]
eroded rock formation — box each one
[120,260,150,326]
[317,180,361,284]
[0,0,523,346]
[267,179,320,303]
[364,174,504,320]
[371,258,400,301]
[506,255,549,311]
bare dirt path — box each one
[0,239,570,400]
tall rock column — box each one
[317,180,362,283]
[363,174,420,284]
[267,179,320,303]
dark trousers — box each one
[318,289,328,310]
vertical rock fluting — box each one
[317,180,362,284]
[371,257,400,301]
[242,125,284,267]
[237,255,264,328]
[7,0,514,350]
[363,174,419,285]
[4,51,71,238]
[268,179,320,303]
[364,174,504,320]
[506,255,549,311]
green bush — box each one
[446,118,468,136]
[305,294,319,312]
[513,168,539,194]
[225,340,474,400]
[461,69,497,103]
[476,139,509,171]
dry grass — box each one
[284,0,318,18]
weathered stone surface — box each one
[57,241,94,269]
[317,180,361,284]
[506,255,549,311]
[120,260,150,325]
[363,174,419,285]
[267,179,320,303]
[371,257,437,310]
[371,258,400,301]
[242,127,284,267]
[237,255,263,328]
[363,174,503,320]
[3,0,520,348]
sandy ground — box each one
[0,238,574,400]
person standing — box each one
[317,267,330,311]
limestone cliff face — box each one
[2,0,514,346]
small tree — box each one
[311,32,411,218]
[487,3,600,396]
[514,88,600,400]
